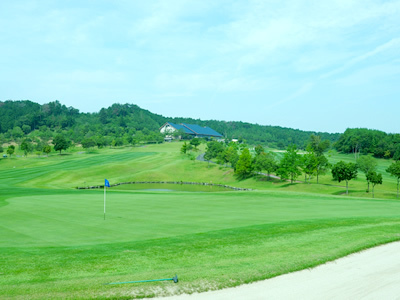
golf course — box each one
[1,142,400,299]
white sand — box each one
[156,242,400,300]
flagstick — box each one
[104,184,106,220]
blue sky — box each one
[1,1,399,133]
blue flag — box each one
[105,179,110,187]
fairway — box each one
[1,144,400,299]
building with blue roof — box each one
[160,122,223,140]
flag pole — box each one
[104,179,110,220]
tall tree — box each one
[20,139,33,156]
[276,145,302,184]
[315,155,330,184]
[224,146,239,169]
[235,148,253,180]
[301,150,318,183]
[386,161,400,198]
[53,135,70,154]
[253,151,278,180]
[356,155,377,193]
[366,171,382,198]
[7,145,15,157]
[331,161,358,195]
[308,134,330,156]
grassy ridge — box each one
[1,142,400,299]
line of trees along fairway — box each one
[202,135,330,184]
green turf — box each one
[1,143,400,299]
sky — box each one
[1,1,399,134]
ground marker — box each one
[105,275,178,285]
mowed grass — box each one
[1,143,400,299]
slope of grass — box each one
[1,142,400,299]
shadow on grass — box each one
[332,189,366,196]
[255,177,283,184]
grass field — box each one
[1,142,400,299]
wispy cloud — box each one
[321,38,400,79]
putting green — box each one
[2,190,400,248]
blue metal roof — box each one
[182,123,223,137]
[166,122,194,134]
[163,122,223,138]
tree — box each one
[276,145,302,184]
[53,135,69,154]
[386,161,400,198]
[181,142,188,154]
[315,155,330,184]
[356,156,377,192]
[43,145,52,156]
[301,150,318,183]
[227,146,239,169]
[81,138,96,149]
[20,139,33,156]
[254,144,265,156]
[235,148,253,180]
[7,145,15,157]
[190,138,201,150]
[204,141,224,162]
[253,151,278,180]
[366,171,382,198]
[331,161,358,195]
[308,134,330,156]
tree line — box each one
[334,128,400,160]
[1,100,340,151]
[193,135,400,199]
[2,100,400,162]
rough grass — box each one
[1,142,400,299]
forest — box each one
[0,100,399,161]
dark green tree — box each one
[235,148,253,179]
[253,151,278,180]
[81,138,96,149]
[7,145,15,157]
[331,161,358,195]
[190,138,201,150]
[204,141,224,162]
[366,171,382,198]
[357,156,377,192]
[386,161,400,198]
[20,139,33,156]
[277,145,302,184]
[43,145,52,156]
[53,135,70,154]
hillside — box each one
[1,100,339,149]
